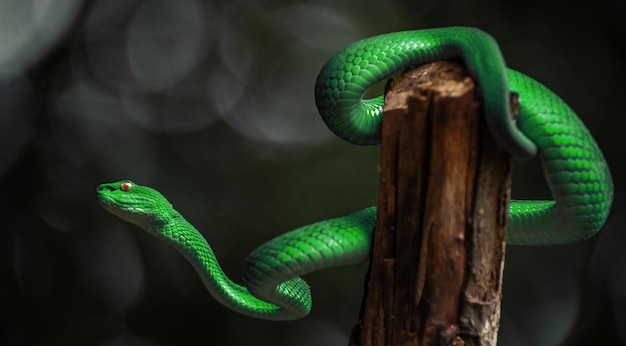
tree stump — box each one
[349,60,513,346]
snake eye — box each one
[120,181,133,192]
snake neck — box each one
[149,211,242,294]
[145,209,309,320]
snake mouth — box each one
[96,191,126,220]
[96,196,115,213]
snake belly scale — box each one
[97,27,613,320]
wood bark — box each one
[348,60,513,346]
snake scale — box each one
[97,27,613,320]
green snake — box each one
[97,27,613,320]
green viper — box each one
[97,27,613,320]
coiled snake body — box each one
[97,27,613,320]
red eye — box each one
[120,181,133,192]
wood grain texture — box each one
[349,60,512,346]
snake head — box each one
[97,180,173,228]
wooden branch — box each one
[349,60,512,346]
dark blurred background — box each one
[1,0,624,345]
